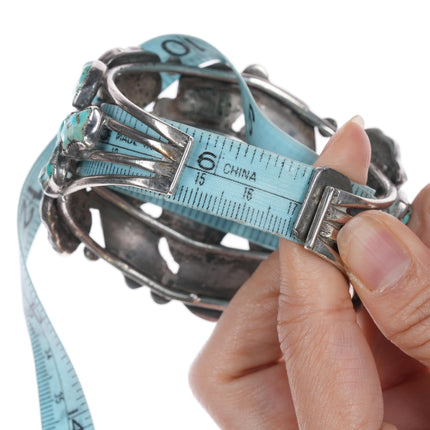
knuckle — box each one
[409,183,430,247]
[277,289,353,358]
[188,356,203,397]
[188,352,216,401]
[386,274,430,361]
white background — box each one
[2,1,430,429]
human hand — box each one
[189,117,430,429]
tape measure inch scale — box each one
[18,34,408,429]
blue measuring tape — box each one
[19,142,94,430]
[18,35,409,429]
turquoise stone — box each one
[73,62,93,100]
[39,144,59,187]
[59,108,92,149]
[402,207,412,225]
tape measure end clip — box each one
[293,166,407,270]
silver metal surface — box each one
[293,168,352,243]
[106,60,337,137]
[54,187,268,319]
[293,166,406,270]
[42,103,192,197]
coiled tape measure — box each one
[18,35,411,429]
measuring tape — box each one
[18,34,409,429]
[19,141,94,430]
[78,102,375,250]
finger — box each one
[190,251,282,380]
[407,184,430,247]
[380,424,398,430]
[278,117,385,429]
[189,251,299,429]
[355,187,430,390]
[337,209,430,367]
[187,117,372,428]
[318,116,371,184]
[383,373,430,428]
[362,312,426,391]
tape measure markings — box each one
[77,103,324,249]
[19,143,94,429]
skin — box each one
[189,117,430,429]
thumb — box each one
[337,208,430,367]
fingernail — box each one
[321,115,365,155]
[337,215,411,292]
[349,115,365,128]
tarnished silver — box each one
[41,47,334,318]
[41,52,194,200]
[40,45,411,318]
[107,59,337,139]
[43,105,190,198]
[57,187,268,319]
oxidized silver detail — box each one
[42,105,192,198]
[40,44,411,318]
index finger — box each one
[277,118,385,429]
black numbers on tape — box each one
[45,348,53,360]
[27,185,42,200]
[21,200,34,229]
[21,185,42,229]
[68,409,84,430]
[162,40,189,56]
[54,392,65,404]
[161,37,205,57]
[197,151,217,171]
[243,187,254,201]
[195,171,206,185]
[248,104,255,136]
[71,419,84,430]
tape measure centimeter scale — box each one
[19,142,93,430]
[18,34,375,430]
[80,103,374,251]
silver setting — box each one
[73,60,107,109]
[40,43,411,318]
[42,48,333,318]
[52,187,267,320]
[57,191,230,312]
[46,51,194,199]
[110,60,337,138]
[43,105,192,198]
